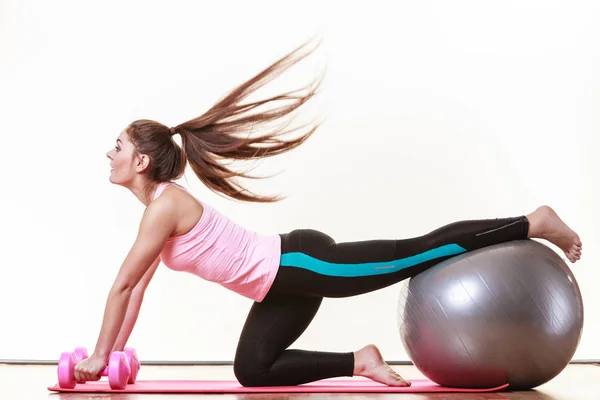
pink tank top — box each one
[153,182,281,302]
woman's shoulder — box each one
[151,182,206,238]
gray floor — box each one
[2,363,598,399]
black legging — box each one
[233,215,530,387]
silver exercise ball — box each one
[397,240,584,390]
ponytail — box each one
[174,39,323,202]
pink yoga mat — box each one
[48,379,509,393]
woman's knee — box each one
[233,362,257,387]
[233,358,270,387]
[233,343,272,387]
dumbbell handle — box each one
[75,358,129,378]
[95,366,111,377]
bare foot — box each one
[353,344,411,387]
[527,205,582,263]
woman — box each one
[74,42,582,387]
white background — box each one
[1,0,598,362]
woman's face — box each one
[106,129,140,186]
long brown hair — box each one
[127,39,324,202]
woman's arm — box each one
[91,199,176,363]
[110,256,161,353]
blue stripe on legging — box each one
[279,243,467,277]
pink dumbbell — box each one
[57,346,140,390]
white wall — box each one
[1,0,598,363]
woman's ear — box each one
[135,154,151,173]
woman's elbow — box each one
[131,284,147,298]
[111,280,136,296]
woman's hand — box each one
[74,355,106,382]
